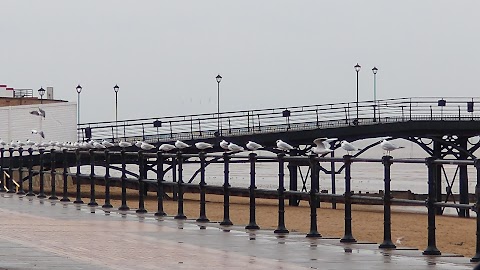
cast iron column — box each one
[245,152,260,230]
[220,153,233,226]
[274,153,289,234]
[154,152,166,216]
[306,154,321,238]
[379,155,396,249]
[340,155,356,243]
[197,151,209,222]
[422,157,441,255]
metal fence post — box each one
[220,153,233,226]
[307,154,321,238]
[16,148,25,195]
[245,152,260,230]
[73,149,83,204]
[118,149,130,211]
[340,155,356,243]
[49,149,58,200]
[0,148,5,193]
[137,151,147,213]
[102,150,113,209]
[87,149,97,206]
[26,148,35,197]
[197,151,209,222]
[155,152,166,217]
[174,151,187,219]
[379,155,396,249]
[422,157,441,255]
[274,153,289,234]
[60,149,70,202]
[7,148,14,193]
[38,149,47,198]
[471,159,480,262]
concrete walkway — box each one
[0,193,476,270]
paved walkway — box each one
[0,193,476,270]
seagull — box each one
[311,138,334,155]
[102,140,115,148]
[135,141,143,148]
[195,142,213,150]
[380,139,404,155]
[140,142,155,151]
[396,236,404,245]
[0,139,6,149]
[29,107,46,118]
[31,129,45,139]
[9,140,18,148]
[276,140,294,152]
[93,141,106,149]
[175,140,190,149]
[219,140,230,151]
[25,139,35,147]
[246,141,263,151]
[118,141,132,148]
[159,143,176,152]
[341,140,361,155]
[227,142,244,152]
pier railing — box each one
[1,147,480,261]
[77,97,480,142]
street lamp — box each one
[372,67,378,122]
[113,84,119,140]
[38,87,45,104]
[216,75,222,135]
[354,63,361,122]
[76,85,82,127]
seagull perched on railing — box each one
[220,140,230,151]
[175,140,190,149]
[380,139,404,155]
[311,138,335,155]
[341,140,361,155]
[195,142,213,150]
[159,143,176,152]
[140,142,155,151]
[276,140,294,152]
[102,140,115,148]
[246,141,263,151]
[227,142,244,152]
[118,141,132,148]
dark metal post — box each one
[340,155,356,243]
[118,149,130,211]
[331,151,337,209]
[307,155,321,238]
[245,153,260,230]
[433,140,443,215]
[37,149,46,198]
[0,148,5,193]
[379,155,396,249]
[102,150,113,208]
[422,157,441,255]
[220,153,233,226]
[154,152,166,216]
[174,151,187,219]
[288,163,299,206]
[49,149,58,200]
[60,149,70,202]
[7,148,14,193]
[26,148,35,196]
[73,149,83,204]
[470,159,480,262]
[171,156,177,201]
[197,152,209,222]
[136,151,147,213]
[459,137,469,217]
[16,148,25,195]
[274,153,289,234]
[87,150,97,206]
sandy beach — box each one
[59,186,477,259]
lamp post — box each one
[354,63,361,122]
[38,87,45,104]
[113,84,119,140]
[372,67,378,122]
[76,85,82,126]
[216,75,222,135]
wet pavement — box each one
[0,193,477,270]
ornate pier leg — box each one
[220,153,233,226]
[288,162,299,206]
[73,149,83,204]
[306,154,321,238]
[118,149,130,211]
[154,152,166,216]
[60,149,70,202]
[16,148,25,195]
[49,149,58,200]
[245,152,260,230]
[136,151,147,213]
[102,150,113,208]
[340,155,356,243]
[379,155,396,249]
[26,148,35,197]
[470,159,480,262]
[423,157,441,255]
[37,149,47,198]
[0,148,5,193]
[274,153,289,234]
[197,152,209,222]
[174,152,186,219]
[7,148,14,193]
[87,149,97,206]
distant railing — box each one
[13,89,34,98]
[77,97,480,142]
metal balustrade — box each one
[77,97,480,143]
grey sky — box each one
[1,1,479,123]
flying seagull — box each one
[31,129,45,139]
[29,107,46,118]
[311,137,335,155]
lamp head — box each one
[113,84,119,93]
[76,84,82,94]
[354,63,361,72]
[216,74,222,83]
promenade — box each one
[0,193,475,270]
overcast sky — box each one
[1,1,479,123]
